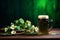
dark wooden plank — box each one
[0,28,60,39]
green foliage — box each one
[4,18,38,34]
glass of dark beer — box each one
[38,15,52,35]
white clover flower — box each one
[28,23,31,27]
[35,27,38,33]
[11,30,16,34]
[11,22,14,25]
[26,20,31,27]
[5,27,8,32]
[31,25,35,30]
[19,18,24,24]
[10,24,16,29]
[26,20,31,23]
[30,25,35,32]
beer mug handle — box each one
[48,19,53,32]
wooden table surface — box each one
[0,28,60,39]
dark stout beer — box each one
[38,15,49,34]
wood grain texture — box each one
[0,28,60,39]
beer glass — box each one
[38,15,52,35]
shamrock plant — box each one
[4,18,38,34]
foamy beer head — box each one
[38,15,49,34]
[38,15,49,19]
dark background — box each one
[0,0,60,28]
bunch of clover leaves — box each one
[4,18,38,35]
